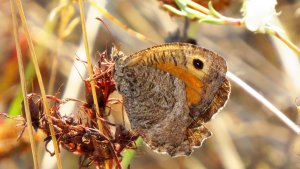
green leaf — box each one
[200,17,224,24]
[208,1,222,18]
[121,137,143,169]
[163,4,187,16]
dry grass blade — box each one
[210,115,244,169]
[78,1,110,168]
[9,1,39,168]
[47,50,58,95]
[78,0,103,141]
[14,1,63,168]
[271,29,300,56]
[89,0,156,45]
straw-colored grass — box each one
[9,0,39,168]
[15,0,63,168]
[78,0,110,168]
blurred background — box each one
[1,0,300,168]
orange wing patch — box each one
[155,63,203,106]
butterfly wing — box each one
[113,48,211,156]
[127,43,230,121]
[112,42,230,156]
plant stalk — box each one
[78,1,111,168]
[15,0,63,168]
[10,1,39,168]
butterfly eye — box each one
[193,59,204,70]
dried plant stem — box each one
[78,1,110,168]
[272,30,300,56]
[210,116,244,169]
[10,1,39,168]
[15,1,63,169]
[227,72,300,134]
[177,157,185,169]
[48,3,79,94]
[78,0,103,139]
[47,40,59,95]
[88,0,155,45]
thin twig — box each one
[15,1,63,168]
[272,30,300,56]
[164,0,300,56]
[227,72,300,134]
[10,1,39,168]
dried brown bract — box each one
[84,50,116,123]
[17,52,138,169]
[20,94,138,168]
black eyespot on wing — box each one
[193,59,204,70]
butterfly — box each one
[112,42,230,157]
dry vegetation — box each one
[0,0,300,169]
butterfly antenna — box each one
[96,17,120,61]
[74,55,87,82]
[96,17,117,47]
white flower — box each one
[242,0,278,33]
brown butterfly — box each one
[113,42,230,157]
